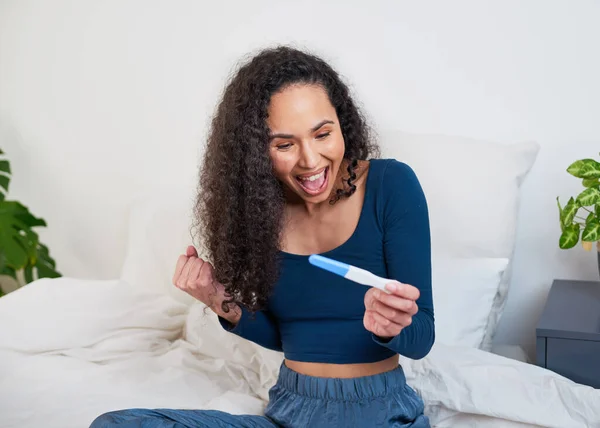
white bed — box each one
[1,131,599,427]
[1,278,598,428]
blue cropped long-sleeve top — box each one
[219,158,435,363]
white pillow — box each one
[432,256,510,348]
[0,277,188,356]
[120,185,201,306]
[378,130,539,349]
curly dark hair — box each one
[193,45,380,313]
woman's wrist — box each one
[214,302,242,325]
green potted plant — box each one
[0,149,60,296]
[557,155,600,275]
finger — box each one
[369,310,403,337]
[172,255,189,285]
[372,299,415,326]
[373,290,418,315]
[376,301,414,327]
[177,258,195,288]
[198,261,216,289]
[187,258,204,287]
[385,281,420,301]
[372,299,400,322]
[363,288,378,310]
[186,246,198,257]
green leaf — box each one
[583,178,600,188]
[576,187,600,206]
[0,174,9,202]
[559,223,580,249]
[567,159,600,179]
[0,155,10,203]
[35,243,60,279]
[596,203,600,218]
[0,201,44,269]
[0,264,16,277]
[14,208,46,228]
[582,219,600,242]
[561,197,580,228]
[586,213,595,224]
[0,150,60,288]
[557,197,564,231]
[0,160,10,175]
[0,264,17,280]
[23,262,34,284]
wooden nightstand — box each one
[536,279,600,389]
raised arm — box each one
[172,245,283,352]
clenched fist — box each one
[363,281,420,339]
[172,246,241,324]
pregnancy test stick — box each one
[308,254,393,293]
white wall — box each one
[1,0,599,358]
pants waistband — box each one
[276,361,407,401]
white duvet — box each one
[0,278,598,428]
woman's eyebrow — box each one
[269,120,335,140]
[269,132,294,141]
[311,119,334,132]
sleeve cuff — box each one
[218,307,246,334]
[372,333,396,346]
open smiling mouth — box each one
[295,166,329,196]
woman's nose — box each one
[298,142,320,169]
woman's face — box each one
[267,84,345,205]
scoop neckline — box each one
[279,160,375,259]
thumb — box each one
[186,245,198,258]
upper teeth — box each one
[299,170,325,181]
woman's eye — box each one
[316,132,331,140]
[277,143,292,150]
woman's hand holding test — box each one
[363,281,420,339]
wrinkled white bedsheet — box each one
[0,278,598,428]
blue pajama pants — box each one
[90,362,429,427]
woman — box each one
[91,46,434,427]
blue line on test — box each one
[308,254,349,277]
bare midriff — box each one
[284,354,399,378]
